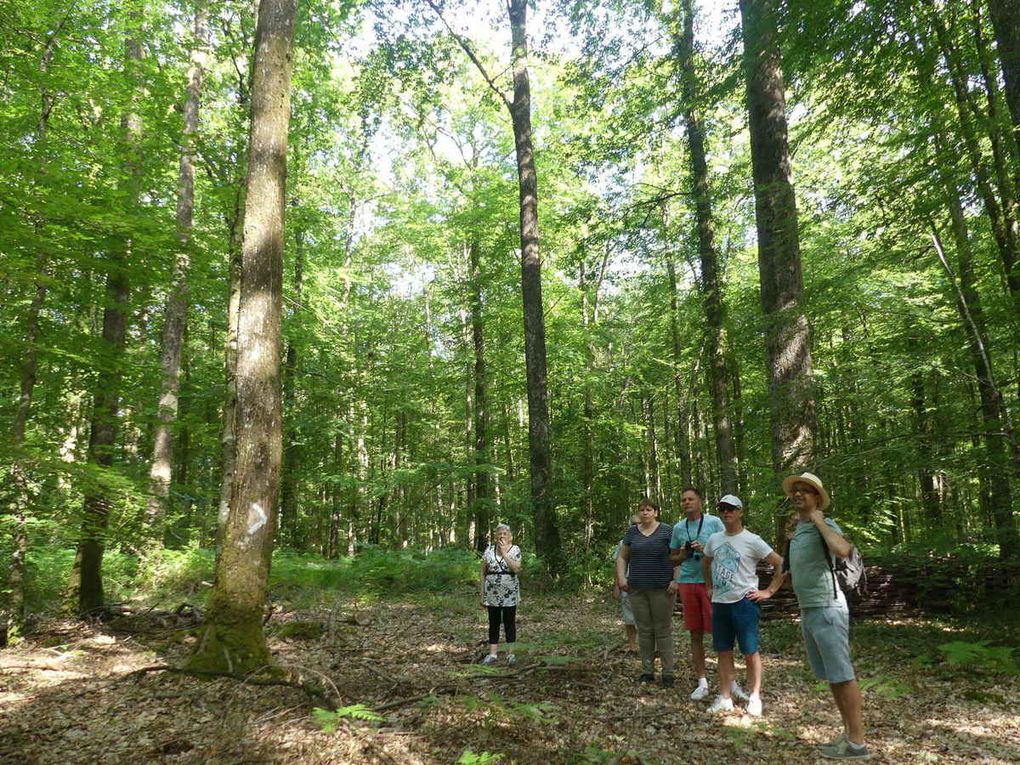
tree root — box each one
[123,664,337,707]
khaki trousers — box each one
[630,588,674,675]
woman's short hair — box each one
[637,497,660,515]
[494,523,512,535]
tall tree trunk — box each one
[909,359,942,525]
[678,0,738,494]
[4,21,63,637]
[931,12,1020,312]
[217,188,245,555]
[987,0,1020,148]
[932,211,1019,559]
[189,0,297,674]
[280,228,304,547]
[216,12,254,555]
[643,394,662,502]
[507,0,560,567]
[739,0,817,491]
[667,255,693,487]
[469,239,490,551]
[146,3,209,539]
[74,32,143,617]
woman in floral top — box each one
[480,524,522,665]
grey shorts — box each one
[801,605,856,684]
[620,591,636,625]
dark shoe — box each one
[638,673,655,683]
[660,675,675,688]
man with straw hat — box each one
[783,472,869,760]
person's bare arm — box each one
[808,510,852,558]
[749,550,785,601]
[616,545,631,591]
[701,554,713,599]
[499,542,522,573]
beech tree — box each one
[189,0,297,675]
[739,0,817,501]
[73,29,144,617]
[145,1,209,541]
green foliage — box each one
[455,693,557,725]
[857,677,912,700]
[457,751,503,765]
[576,745,617,764]
[5,0,1020,631]
[938,641,1020,676]
[311,704,384,732]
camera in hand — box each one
[685,541,701,560]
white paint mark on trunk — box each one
[247,502,267,536]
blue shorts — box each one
[801,605,856,683]
[712,597,760,655]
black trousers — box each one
[487,605,517,644]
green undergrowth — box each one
[17,544,483,615]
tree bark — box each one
[932,202,1020,559]
[507,0,560,567]
[666,255,693,488]
[74,32,143,617]
[469,239,490,551]
[189,0,297,674]
[280,228,304,547]
[930,11,1020,314]
[909,361,942,525]
[217,186,245,556]
[678,0,738,494]
[987,0,1020,147]
[145,3,209,539]
[739,0,817,484]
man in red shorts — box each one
[670,487,726,701]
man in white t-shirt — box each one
[701,495,785,717]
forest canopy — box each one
[2,0,1020,634]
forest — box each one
[1,0,1019,763]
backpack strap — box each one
[818,532,837,599]
[782,538,791,574]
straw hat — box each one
[782,472,831,510]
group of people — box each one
[613,473,868,760]
[476,472,868,760]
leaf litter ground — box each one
[1,591,1017,764]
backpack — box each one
[783,532,867,599]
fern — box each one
[311,703,383,732]
[939,641,1020,675]
[457,750,503,764]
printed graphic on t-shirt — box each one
[711,541,741,597]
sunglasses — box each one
[718,505,740,512]
[791,485,819,495]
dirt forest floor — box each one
[1,590,1018,765]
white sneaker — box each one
[730,682,749,702]
[505,653,516,666]
[481,654,498,665]
[746,695,762,717]
[690,684,710,701]
[707,695,734,713]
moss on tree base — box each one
[186,616,272,676]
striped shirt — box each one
[623,522,674,590]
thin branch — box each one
[424,0,512,111]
